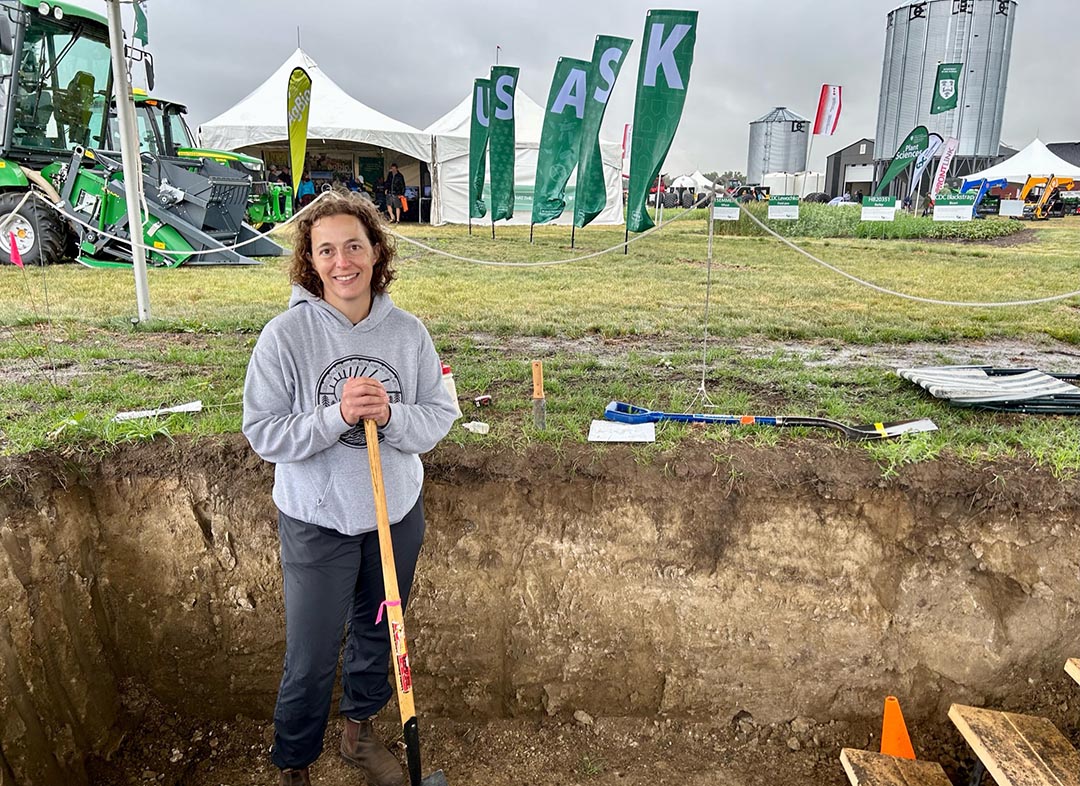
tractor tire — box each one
[803,192,830,204]
[663,192,678,209]
[680,191,693,208]
[0,192,67,266]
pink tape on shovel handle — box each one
[376,599,401,625]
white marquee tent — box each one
[964,138,1080,183]
[199,48,432,177]
[424,91,625,226]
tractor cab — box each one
[0,0,112,164]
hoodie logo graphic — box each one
[316,356,403,448]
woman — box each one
[242,191,458,786]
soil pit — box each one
[2,437,1079,785]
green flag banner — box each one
[489,65,520,222]
[469,79,491,219]
[874,125,930,196]
[626,9,698,233]
[931,62,963,115]
[133,1,148,45]
[574,34,633,229]
[286,67,312,200]
[532,57,590,225]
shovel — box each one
[364,419,449,786]
[604,401,937,441]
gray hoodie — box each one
[242,286,458,534]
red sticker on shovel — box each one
[398,654,412,693]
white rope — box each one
[387,193,712,267]
[22,178,1079,308]
[29,188,329,257]
[736,204,1080,308]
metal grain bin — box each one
[747,107,810,185]
[876,0,1017,161]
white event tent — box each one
[199,49,432,194]
[964,138,1080,183]
[424,91,625,226]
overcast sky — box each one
[102,0,1078,175]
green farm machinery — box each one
[0,0,284,268]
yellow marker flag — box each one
[287,67,312,199]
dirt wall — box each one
[1,437,1078,784]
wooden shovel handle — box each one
[364,419,415,722]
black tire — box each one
[663,192,678,209]
[803,192,830,204]
[0,192,67,265]
[680,191,693,208]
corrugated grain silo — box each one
[876,0,1017,177]
[747,107,810,185]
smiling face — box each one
[310,213,377,323]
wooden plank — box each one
[840,748,953,786]
[1066,659,1080,687]
[949,704,1080,786]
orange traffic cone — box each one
[880,696,916,759]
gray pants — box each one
[271,496,425,770]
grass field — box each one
[2,213,1079,475]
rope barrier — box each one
[386,193,713,268]
[734,202,1080,308]
[14,182,1080,307]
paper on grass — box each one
[113,400,203,422]
[588,420,656,443]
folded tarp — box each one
[897,366,1080,414]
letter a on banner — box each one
[532,57,590,225]
[626,10,698,233]
[575,34,633,229]
[287,67,312,200]
[469,78,491,219]
[489,65,520,222]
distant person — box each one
[843,190,851,202]
[855,189,864,204]
[297,171,316,208]
[385,162,406,224]
[902,194,913,211]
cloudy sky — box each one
[102,0,1078,175]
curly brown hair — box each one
[287,190,397,298]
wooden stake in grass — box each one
[531,360,546,430]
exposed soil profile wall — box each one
[1,437,1078,784]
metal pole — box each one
[570,222,575,250]
[106,0,150,322]
[529,223,534,244]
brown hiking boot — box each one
[280,767,311,786]
[340,716,405,786]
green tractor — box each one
[0,0,284,268]
[111,92,293,229]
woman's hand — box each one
[339,377,391,427]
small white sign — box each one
[711,199,740,221]
[861,196,897,222]
[767,195,799,221]
[999,199,1025,217]
[933,195,976,222]
[587,420,656,443]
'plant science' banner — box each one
[626,9,698,233]
[874,125,930,197]
[489,65,520,222]
[574,34,633,229]
[532,57,590,225]
[286,67,312,200]
[469,79,491,219]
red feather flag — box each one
[8,231,24,268]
